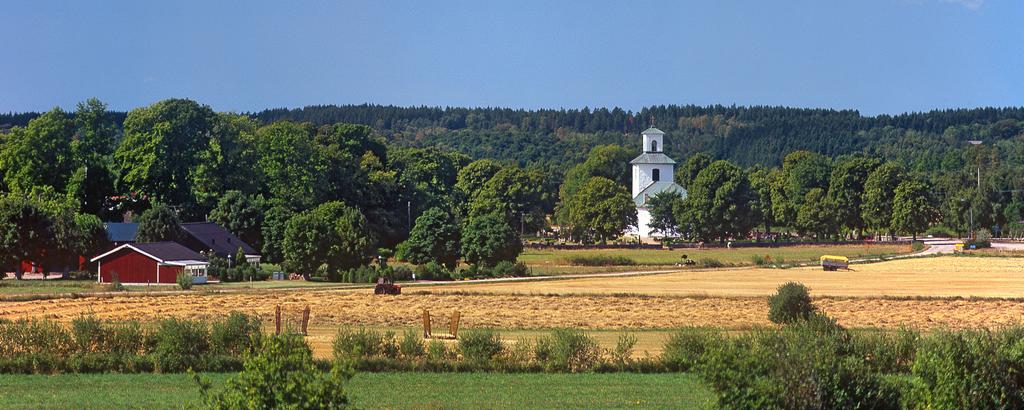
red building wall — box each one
[98,248,159,284]
[158,265,182,284]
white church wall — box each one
[637,207,653,237]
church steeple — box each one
[641,126,664,153]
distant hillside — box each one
[4,104,1023,171]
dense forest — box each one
[6,104,1024,171]
[1,100,1022,280]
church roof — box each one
[642,126,665,135]
[633,181,687,207]
[630,152,676,165]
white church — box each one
[629,127,687,238]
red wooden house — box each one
[90,242,209,285]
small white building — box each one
[628,127,687,238]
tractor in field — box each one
[820,255,849,271]
[678,254,696,267]
[374,277,402,295]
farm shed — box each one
[90,242,209,285]
[180,222,261,265]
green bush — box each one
[71,316,106,354]
[153,318,210,372]
[399,330,424,359]
[333,328,384,360]
[534,329,601,372]
[697,318,899,409]
[751,254,770,266]
[414,261,450,281]
[211,312,262,357]
[340,265,378,283]
[662,328,722,371]
[459,330,503,365]
[924,225,956,238]
[198,334,350,409]
[490,261,529,277]
[850,328,919,374]
[426,339,450,362]
[564,255,636,266]
[768,282,816,324]
[110,271,125,291]
[176,270,193,290]
[392,265,414,281]
[910,328,1024,409]
[610,333,638,370]
[911,240,925,252]
[696,258,725,268]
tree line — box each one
[0,98,1017,279]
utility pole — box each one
[407,201,411,232]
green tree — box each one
[862,162,904,239]
[115,99,217,214]
[70,213,109,269]
[781,151,831,212]
[675,152,713,190]
[460,213,521,267]
[252,121,321,209]
[190,113,262,210]
[65,164,116,217]
[556,145,633,224]
[260,203,294,264]
[825,156,881,237]
[389,147,464,223]
[282,201,375,280]
[567,177,637,244]
[401,207,460,270]
[0,194,64,278]
[468,167,547,233]
[135,203,183,243]
[747,166,779,233]
[891,180,938,240]
[209,191,266,251]
[72,98,118,162]
[0,108,76,194]
[679,160,754,242]
[647,190,685,237]
[796,188,837,239]
[199,334,350,409]
[455,159,503,199]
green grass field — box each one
[0,244,912,296]
[518,243,911,269]
[0,372,714,409]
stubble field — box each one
[2,256,1023,334]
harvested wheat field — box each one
[1,287,1024,331]
[435,256,1024,298]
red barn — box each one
[90,242,209,285]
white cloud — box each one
[940,0,983,10]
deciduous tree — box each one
[567,177,636,244]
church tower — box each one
[629,126,687,238]
[631,127,674,197]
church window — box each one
[650,140,658,152]
[652,168,660,182]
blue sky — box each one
[2,0,1020,115]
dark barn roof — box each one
[180,222,259,257]
[91,242,207,263]
[105,223,139,242]
[132,242,207,262]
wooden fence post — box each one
[275,305,281,335]
[302,306,310,335]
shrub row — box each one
[563,255,637,266]
[332,327,659,373]
[0,312,262,374]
